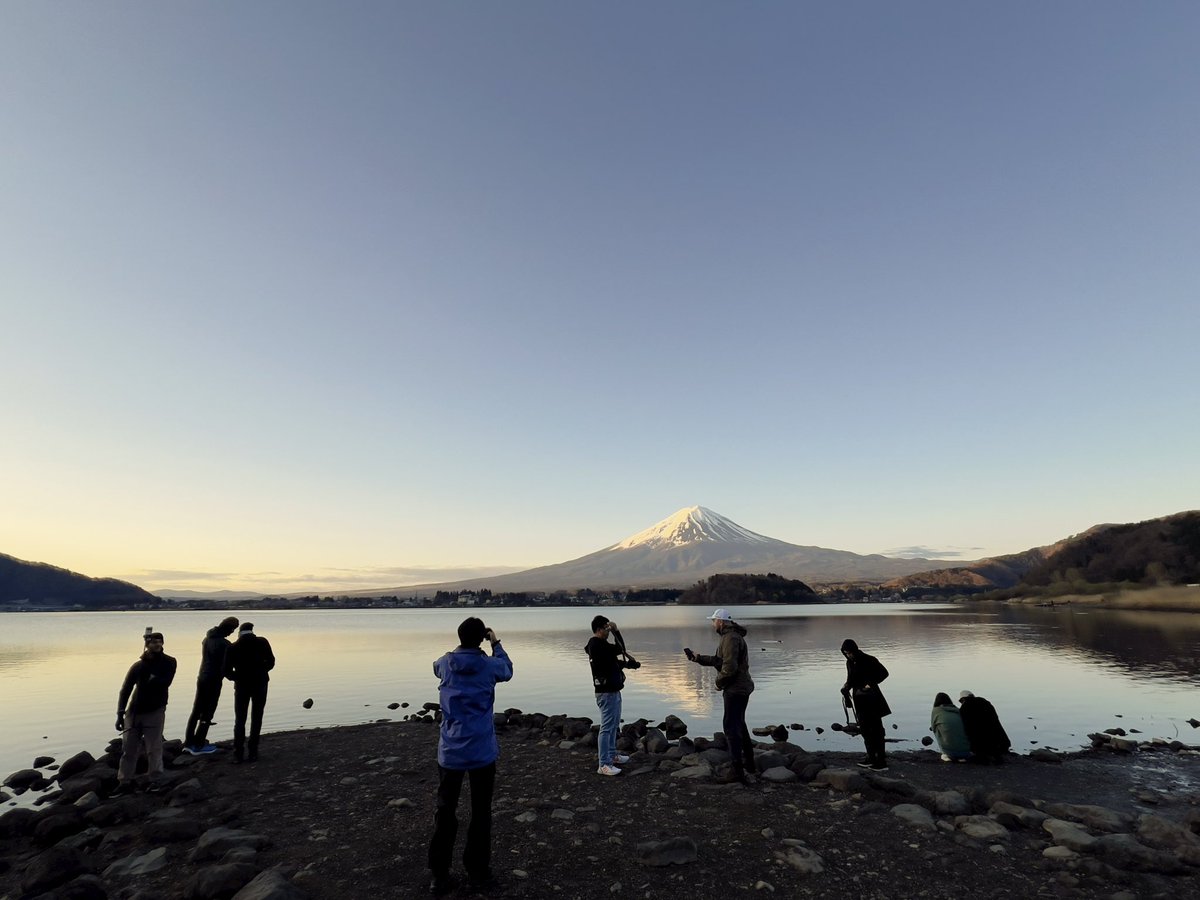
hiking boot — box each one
[597,764,622,776]
[429,873,456,896]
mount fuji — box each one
[377,506,960,594]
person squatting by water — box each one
[585,615,640,776]
[223,622,275,764]
[114,630,177,794]
[930,692,971,762]
[684,608,756,784]
[183,616,239,754]
[428,617,513,897]
[840,638,891,772]
[959,690,1012,764]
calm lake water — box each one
[3,603,1199,791]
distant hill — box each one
[0,553,159,608]
[677,573,820,606]
[885,511,1200,593]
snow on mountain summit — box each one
[611,506,775,550]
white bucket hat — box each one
[708,608,733,621]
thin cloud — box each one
[885,546,985,561]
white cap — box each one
[959,690,973,700]
[708,608,733,622]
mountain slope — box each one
[0,553,159,608]
[362,506,956,594]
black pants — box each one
[184,679,224,749]
[859,711,886,763]
[428,762,495,879]
[722,692,754,771]
[233,680,268,758]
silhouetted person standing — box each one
[428,617,513,896]
[223,622,275,763]
[184,616,239,754]
[840,638,891,771]
[958,690,1011,764]
[115,631,177,794]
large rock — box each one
[865,773,917,798]
[643,728,669,754]
[1041,802,1133,833]
[20,847,88,895]
[925,790,970,816]
[55,874,109,899]
[34,810,88,845]
[104,847,170,877]
[1095,833,1187,874]
[184,862,261,899]
[661,715,688,739]
[1043,818,1098,853]
[954,815,1010,841]
[813,768,868,793]
[669,764,712,779]
[562,718,592,740]
[57,751,97,782]
[774,845,824,874]
[636,837,697,867]
[57,825,105,852]
[892,804,935,831]
[4,768,43,790]
[1137,813,1200,864]
[754,751,789,771]
[760,766,797,784]
[190,827,272,863]
[0,806,37,837]
[232,869,308,900]
[989,801,1048,830]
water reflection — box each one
[1,604,1198,787]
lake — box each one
[3,603,1199,791]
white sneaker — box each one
[597,764,622,776]
[613,754,631,764]
[940,753,951,762]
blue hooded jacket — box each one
[433,642,514,770]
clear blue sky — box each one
[2,3,1197,593]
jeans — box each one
[428,762,496,879]
[595,691,622,766]
[118,707,166,782]
[184,678,224,748]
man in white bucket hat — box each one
[683,608,756,783]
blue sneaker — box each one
[195,744,219,755]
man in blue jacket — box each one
[428,617,513,896]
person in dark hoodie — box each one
[114,630,178,794]
[684,608,756,784]
[223,622,275,764]
[183,616,239,754]
[840,638,891,771]
[586,615,640,776]
[428,617,513,896]
[958,690,1011,764]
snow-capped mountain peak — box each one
[611,506,775,550]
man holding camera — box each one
[428,617,513,896]
[585,615,640,776]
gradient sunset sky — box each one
[2,3,1196,594]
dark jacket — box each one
[224,633,276,686]
[585,636,633,693]
[843,650,891,719]
[198,626,234,683]
[695,623,754,696]
[434,642,514,769]
[118,652,178,715]
[959,695,1011,756]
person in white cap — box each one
[223,622,275,763]
[958,690,1011,764]
[683,608,756,783]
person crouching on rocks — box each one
[959,690,1012,764]
[684,608,756,784]
[840,638,891,772]
[114,630,177,795]
[930,692,971,762]
[586,615,640,776]
[428,617,513,896]
[183,616,239,754]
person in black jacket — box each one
[585,615,639,776]
[223,622,275,763]
[114,631,178,794]
[840,638,891,772]
[184,616,239,754]
[958,690,1011,764]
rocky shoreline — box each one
[3,713,1200,899]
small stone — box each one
[755,881,775,891]
[387,703,400,710]
[512,870,528,879]
[636,837,698,867]
[387,798,413,808]
[551,808,575,821]
[761,827,775,839]
[302,699,314,709]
